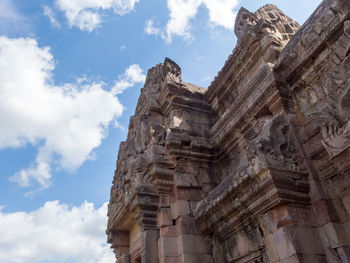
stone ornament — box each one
[247,114,302,174]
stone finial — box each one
[234,7,259,39]
[163,57,182,83]
[234,4,299,42]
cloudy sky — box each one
[0,0,321,262]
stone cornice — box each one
[158,81,211,117]
[275,0,350,84]
[210,64,276,146]
[194,167,309,239]
[206,4,299,104]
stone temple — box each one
[106,0,350,262]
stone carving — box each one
[141,122,165,148]
[107,2,350,263]
[307,21,350,158]
[235,4,299,43]
[247,114,302,173]
[163,57,182,84]
[234,7,258,39]
[308,111,350,157]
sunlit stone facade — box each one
[107,1,350,262]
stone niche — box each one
[107,1,350,262]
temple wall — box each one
[107,0,350,262]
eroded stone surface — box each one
[107,2,350,262]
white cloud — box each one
[0,0,30,35]
[203,0,238,30]
[145,19,162,36]
[145,0,240,43]
[0,0,18,19]
[0,36,145,189]
[11,162,51,189]
[164,0,202,43]
[112,64,146,95]
[43,5,62,28]
[0,201,114,263]
[55,0,140,32]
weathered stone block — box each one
[177,235,208,255]
[142,230,158,263]
[158,237,178,258]
[159,195,171,207]
[236,233,250,258]
[175,172,201,188]
[158,208,173,228]
[323,222,350,248]
[272,226,324,261]
[160,226,177,238]
[118,253,131,263]
[264,233,280,262]
[159,256,178,263]
[179,254,213,263]
[176,216,199,235]
[115,247,129,258]
[279,254,327,263]
[170,200,190,220]
[175,188,202,201]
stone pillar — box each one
[245,114,326,262]
[133,190,160,263]
[259,205,325,263]
[322,146,350,262]
[158,225,178,263]
[141,230,158,263]
[176,216,213,263]
[118,253,131,263]
[108,230,130,263]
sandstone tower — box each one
[106,0,350,262]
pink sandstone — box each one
[107,1,350,262]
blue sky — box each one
[0,0,321,262]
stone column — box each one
[141,230,159,263]
[246,114,326,262]
[133,190,160,263]
[259,204,325,263]
[108,230,130,263]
